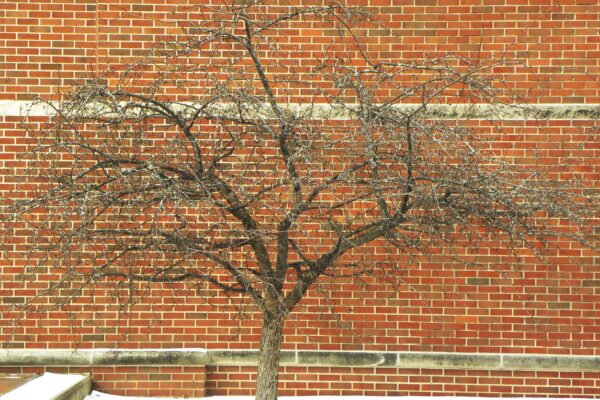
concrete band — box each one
[1,101,599,120]
[2,350,599,372]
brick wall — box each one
[207,366,600,397]
[1,0,599,102]
[1,0,599,397]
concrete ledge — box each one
[0,373,90,400]
[53,375,92,400]
[295,351,397,367]
[1,100,599,120]
[502,354,600,371]
[2,350,600,372]
[396,352,501,370]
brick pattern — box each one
[0,365,206,397]
[0,115,599,392]
[1,0,600,396]
[207,366,600,397]
[1,0,599,102]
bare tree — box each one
[3,2,598,399]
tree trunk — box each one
[255,311,285,400]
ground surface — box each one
[83,392,596,400]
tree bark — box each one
[255,311,285,400]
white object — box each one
[1,372,88,400]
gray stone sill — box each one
[1,349,599,372]
[1,100,599,120]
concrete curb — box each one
[52,375,92,400]
[0,373,91,400]
[1,350,600,372]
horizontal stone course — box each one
[1,100,599,120]
[2,349,600,372]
